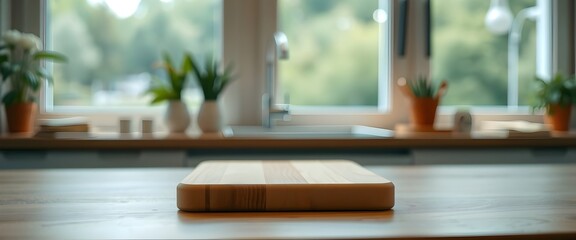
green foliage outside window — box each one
[280,0,538,107]
[48,0,539,108]
[49,0,221,106]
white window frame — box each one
[222,0,419,129]
[7,0,574,131]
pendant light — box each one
[485,0,513,35]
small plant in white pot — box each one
[146,53,193,133]
[190,56,233,133]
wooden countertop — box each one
[1,164,575,239]
[1,131,576,150]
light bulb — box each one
[105,0,141,19]
[485,0,513,35]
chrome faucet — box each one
[262,32,290,128]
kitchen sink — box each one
[222,125,393,138]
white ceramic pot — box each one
[164,101,191,133]
[197,100,224,133]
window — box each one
[45,0,222,112]
[8,0,571,129]
[278,0,390,109]
[431,0,545,109]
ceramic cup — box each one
[119,119,132,133]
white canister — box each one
[454,110,473,133]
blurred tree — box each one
[280,0,537,107]
[280,0,379,106]
[431,0,537,106]
[49,0,221,106]
[48,0,539,108]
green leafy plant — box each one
[409,76,438,98]
[533,74,576,113]
[189,56,233,101]
[0,30,67,105]
[146,52,193,104]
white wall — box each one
[221,0,274,125]
[0,0,9,133]
[0,1,8,32]
[9,0,40,35]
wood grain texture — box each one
[177,160,395,211]
[1,165,576,239]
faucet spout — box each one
[263,32,290,128]
[271,32,289,60]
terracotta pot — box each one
[5,103,37,133]
[410,97,439,128]
[545,104,572,132]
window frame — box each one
[7,0,575,131]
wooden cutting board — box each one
[177,160,395,212]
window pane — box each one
[279,0,387,107]
[47,0,222,108]
[431,0,537,107]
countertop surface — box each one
[1,130,576,150]
[1,164,575,239]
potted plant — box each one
[146,52,193,133]
[0,30,67,133]
[189,55,233,133]
[398,76,448,131]
[534,74,576,132]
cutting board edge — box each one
[177,182,395,212]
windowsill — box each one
[1,128,575,150]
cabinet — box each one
[0,150,186,169]
[1,148,574,169]
[412,148,576,165]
